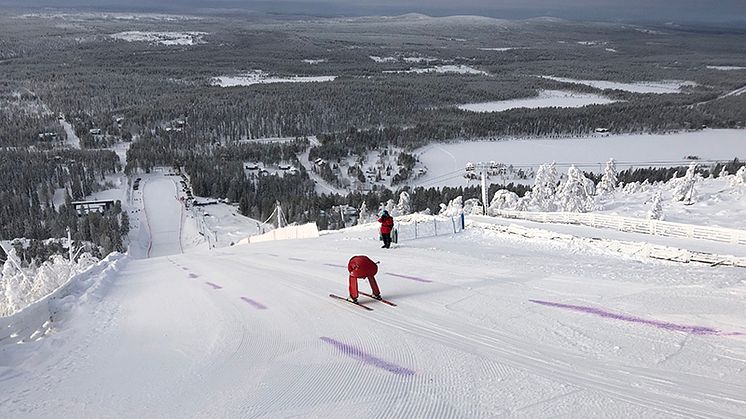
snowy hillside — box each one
[2,174,746,417]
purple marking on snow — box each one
[529,300,744,336]
[320,337,414,376]
[204,281,223,290]
[324,263,346,268]
[288,257,306,262]
[240,296,268,310]
[386,272,432,283]
[188,273,198,278]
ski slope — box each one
[143,176,184,257]
[2,185,746,417]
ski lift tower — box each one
[465,162,491,215]
[262,200,288,229]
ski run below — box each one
[2,178,746,417]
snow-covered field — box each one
[109,31,207,45]
[2,188,745,416]
[212,70,336,87]
[58,118,80,149]
[387,65,488,75]
[541,76,697,94]
[456,90,615,113]
[707,65,746,71]
[414,129,746,188]
[478,47,521,51]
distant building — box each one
[71,200,115,216]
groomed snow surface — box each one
[2,173,746,417]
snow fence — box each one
[238,222,320,244]
[393,214,465,242]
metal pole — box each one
[481,170,488,215]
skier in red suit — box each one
[378,210,394,248]
[347,255,382,303]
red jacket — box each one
[348,255,378,278]
[378,215,394,234]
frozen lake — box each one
[413,129,746,187]
[457,90,614,112]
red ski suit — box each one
[378,215,394,234]
[347,255,381,299]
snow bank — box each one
[457,90,615,113]
[470,220,746,268]
[0,253,125,346]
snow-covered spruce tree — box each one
[672,162,698,203]
[597,158,618,195]
[729,166,746,187]
[718,166,729,179]
[529,162,558,211]
[488,189,520,214]
[358,201,370,225]
[647,191,664,220]
[395,191,411,216]
[558,165,595,212]
[439,196,463,217]
[379,199,396,216]
[463,198,483,215]
[515,191,531,211]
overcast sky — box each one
[1,0,745,24]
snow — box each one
[722,85,746,97]
[402,56,439,63]
[302,59,328,64]
[58,117,80,149]
[605,48,618,53]
[478,47,520,51]
[541,76,697,94]
[109,31,207,46]
[190,201,269,248]
[456,90,615,113]
[2,192,745,416]
[212,71,336,87]
[594,174,746,230]
[413,129,746,188]
[386,65,488,75]
[369,55,397,63]
[707,65,746,71]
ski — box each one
[359,291,397,307]
[329,294,374,311]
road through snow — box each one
[1,202,745,416]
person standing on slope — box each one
[378,210,394,249]
[347,255,382,303]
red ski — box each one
[359,291,397,307]
[329,294,373,311]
